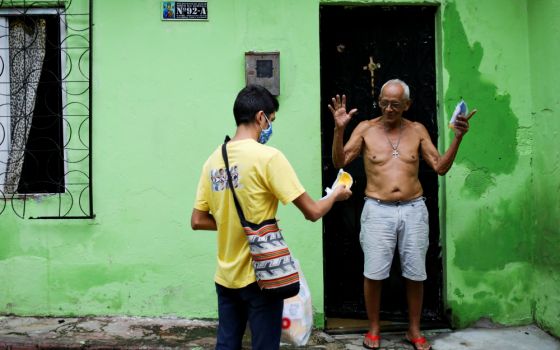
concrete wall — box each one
[0,0,558,335]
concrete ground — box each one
[1,316,559,349]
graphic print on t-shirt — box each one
[210,165,241,192]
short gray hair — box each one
[380,79,410,100]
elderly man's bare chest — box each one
[362,127,421,165]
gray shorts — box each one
[359,197,429,281]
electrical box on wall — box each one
[245,52,280,96]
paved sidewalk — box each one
[1,316,559,349]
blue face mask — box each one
[258,113,273,144]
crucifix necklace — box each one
[384,121,404,158]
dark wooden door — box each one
[320,5,445,327]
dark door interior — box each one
[320,5,445,329]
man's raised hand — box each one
[328,94,358,129]
[454,109,477,138]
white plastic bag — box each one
[281,260,313,346]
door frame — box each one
[317,1,449,330]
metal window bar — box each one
[0,0,93,219]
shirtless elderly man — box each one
[329,79,475,350]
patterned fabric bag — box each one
[222,140,300,299]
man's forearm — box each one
[314,194,338,221]
[332,127,346,168]
[293,192,339,222]
[436,135,463,175]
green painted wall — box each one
[0,0,329,324]
[441,0,535,328]
[528,0,560,336]
[0,0,558,335]
[442,0,559,335]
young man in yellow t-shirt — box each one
[191,84,351,350]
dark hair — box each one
[233,84,279,126]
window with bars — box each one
[0,1,92,219]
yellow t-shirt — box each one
[194,139,305,289]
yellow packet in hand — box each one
[322,169,353,199]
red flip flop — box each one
[363,332,381,349]
[405,336,431,350]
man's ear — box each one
[255,110,266,124]
[404,99,412,111]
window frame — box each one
[0,8,69,197]
[0,1,94,219]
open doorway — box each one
[320,5,446,331]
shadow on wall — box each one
[443,2,519,198]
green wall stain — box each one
[532,179,560,269]
[443,2,519,197]
[453,185,533,271]
[453,288,464,298]
[473,291,490,300]
[528,0,560,337]
[50,266,140,292]
[0,229,50,261]
[448,177,535,328]
[448,264,533,328]
[462,168,495,198]
[531,178,560,335]
[0,230,22,260]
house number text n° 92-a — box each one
[162,1,208,21]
